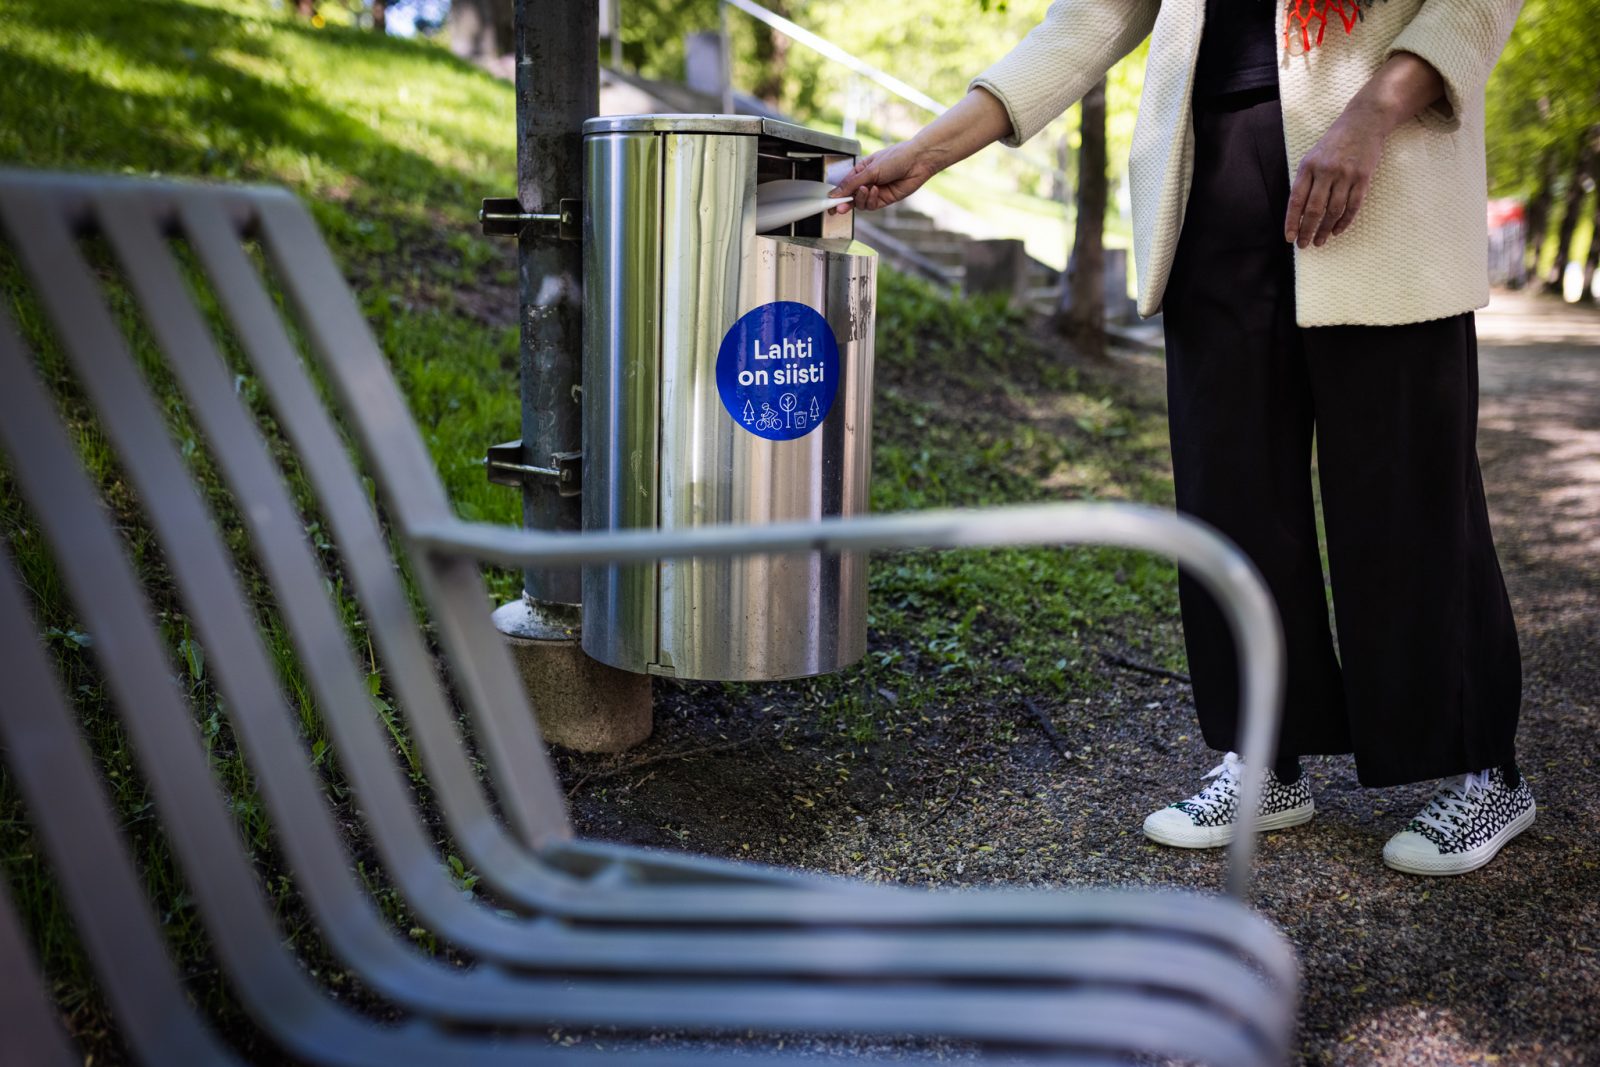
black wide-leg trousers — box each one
[1159,84,1522,788]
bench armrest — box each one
[414,500,1285,901]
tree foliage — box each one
[616,0,718,82]
[1486,0,1600,194]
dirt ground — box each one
[555,286,1599,1065]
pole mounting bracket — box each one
[479,197,580,240]
[485,440,582,497]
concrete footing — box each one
[490,598,653,753]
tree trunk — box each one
[1544,127,1594,294]
[371,1,386,33]
[1055,79,1108,359]
[1052,132,1070,203]
[1522,145,1558,287]
[451,0,515,60]
[1581,138,1600,303]
[749,1,793,108]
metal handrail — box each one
[724,0,948,116]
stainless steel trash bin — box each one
[581,115,877,681]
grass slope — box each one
[0,0,528,548]
[0,1,1182,1058]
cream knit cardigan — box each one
[970,0,1524,327]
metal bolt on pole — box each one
[490,0,652,754]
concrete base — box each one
[491,598,653,753]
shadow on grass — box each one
[0,0,509,216]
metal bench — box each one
[0,169,1297,1065]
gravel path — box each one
[559,287,1599,1064]
[1095,287,1600,1064]
[1241,287,1600,1064]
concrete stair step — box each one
[901,239,973,262]
[873,221,959,244]
[878,205,939,230]
[852,217,961,289]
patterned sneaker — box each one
[1382,767,1535,876]
[1142,751,1315,848]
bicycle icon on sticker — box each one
[754,404,782,432]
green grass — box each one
[802,274,1181,743]
[0,0,1182,1054]
[0,0,527,551]
[0,0,527,1047]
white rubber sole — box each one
[1382,802,1536,876]
[1142,800,1316,849]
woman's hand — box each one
[829,141,937,214]
[1284,103,1389,248]
[1286,50,1449,248]
[826,86,1015,215]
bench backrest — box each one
[0,169,1291,1065]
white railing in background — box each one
[719,0,1067,187]
[723,0,948,116]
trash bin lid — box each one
[582,114,859,156]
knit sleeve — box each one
[1382,0,1525,134]
[968,0,1161,148]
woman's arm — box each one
[830,0,1161,213]
[1381,0,1526,133]
[829,87,1012,213]
[1286,51,1448,248]
[1291,0,1525,247]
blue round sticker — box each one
[715,301,840,441]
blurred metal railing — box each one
[720,0,1069,186]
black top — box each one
[1193,0,1280,98]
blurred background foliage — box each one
[264,0,1598,290]
[1482,0,1600,292]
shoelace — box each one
[1183,751,1247,812]
[1204,751,1245,784]
[1413,770,1493,835]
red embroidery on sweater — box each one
[1283,0,1387,54]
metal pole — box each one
[514,0,593,607]
[718,0,735,115]
[497,0,651,754]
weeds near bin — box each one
[790,272,1183,746]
